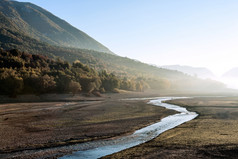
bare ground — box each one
[0,91,176,158]
[104,96,238,159]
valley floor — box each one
[0,91,176,158]
[104,97,238,159]
[1,93,238,158]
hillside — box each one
[0,29,185,81]
[161,65,216,79]
[0,49,150,97]
[0,0,187,79]
[0,0,112,54]
[0,0,228,93]
[0,1,187,79]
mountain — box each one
[161,65,216,79]
[0,0,112,54]
[0,0,186,79]
[222,67,238,78]
[0,0,228,93]
[220,68,238,89]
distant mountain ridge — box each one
[220,67,238,89]
[161,65,216,79]
[0,0,112,54]
[222,67,238,78]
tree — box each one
[68,81,81,95]
[0,68,23,97]
[37,75,56,93]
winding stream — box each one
[60,97,198,159]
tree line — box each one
[0,49,149,97]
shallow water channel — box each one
[60,97,198,159]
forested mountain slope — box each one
[0,0,227,93]
[0,0,112,53]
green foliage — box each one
[0,68,23,97]
[99,71,120,92]
[0,49,85,96]
[0,49,149,97]
[68,81,81,95]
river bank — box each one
[105,96,238,159]
[60,97,197,159]
[0,92,176,158]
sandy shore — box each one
[0,91,176,158]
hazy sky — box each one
[17,0,238,76]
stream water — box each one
[60,97,198,159]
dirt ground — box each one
[0,91,176,158]
[104,97,238,159]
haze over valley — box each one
[1,0,238,159]
[161,65,238,89]
[15,0,238,77]
[13,0,238,90]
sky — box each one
[17,0,238,76]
